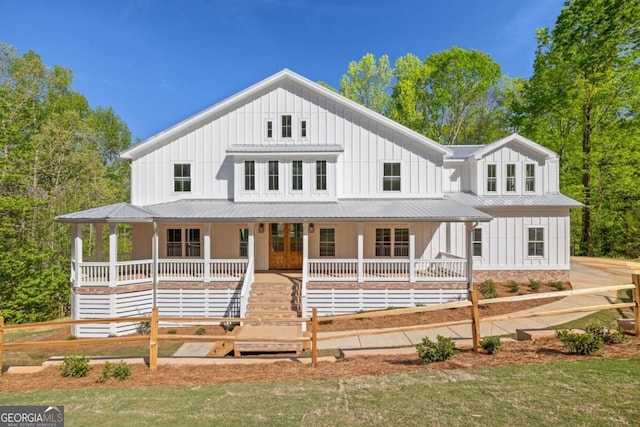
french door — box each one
[268,223,303,269]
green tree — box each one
[339,53,392,115]
[518,0,640,256]
[391,47,510,145]
[0,43,131,322]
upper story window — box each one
[268,160,279,191]
[506,164,516,192]
[528,227,544,257]
[300,120,307,138]
[383,162,401,191]
[525,164,536,192]
[244,161,255,191]
[316,160,327,191]
[319,228,335,257]
[472,228,482,257]
[281,115,292,138]
[266,120,273,139]
[174,164,191,192]
[292,161,303,191]
[486,164,497,193]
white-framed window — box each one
[244,161,255,191]
[383,162,401,192]
[281,115,292,138]
[266,119,274,139]
[239,228,248,257]
[472,228,482,257]
[300,119,308,138]
[375,228,391,256]
[166,228,200,257]
[319,228,335,256]
[527,227,544,257]
[525,163,536,192]
[316,160,327,191]
[394,228,409,257]
[268,160,279,191]
[486,164,497,193]
[506,164,516,192]
[173,164,191,192]
[292,160,303,191]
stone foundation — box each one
[472,270,570,284]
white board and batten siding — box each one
[130,82,446,206]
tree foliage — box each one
[340,53,393,115]
[517,0,640,256]
[0,43,131,322]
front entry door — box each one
[269,223,303,269]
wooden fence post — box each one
[0,316,4,377]
[149,307,158,371]
[470,290,480,352]
[633,274,640,337]
[311,307,318,367]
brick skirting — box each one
[472,270,570,284]
[306,282,468,290]
[73,282,242,295]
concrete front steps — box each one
[237,277,304,354]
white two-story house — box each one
[56,69,581,337]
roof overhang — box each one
[447,192,583,209]
[227,144,343,158]
[55,203,155,223]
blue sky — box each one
[2,0,564,141]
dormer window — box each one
[525,164,536,192]
[281,115,292,138]
[383,162,401,191]
[486,164,497,192]
[174,164,191,192]
[506,164,516,192]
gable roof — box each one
[470,133,557,160]
[55,203,154,223]
[120,69,452,160]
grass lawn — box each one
[1,358,639,426]
[552,288,634,331]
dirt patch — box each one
[1,336,639,393]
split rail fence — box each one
[1,274,639,374]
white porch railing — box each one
[76,259,248,286]
[308,258,467,282]
[308,259,358,281]
[239,258,255,319]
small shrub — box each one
[556,328,603,355]
[107,333,117,338]
[508,280,520,293]
[195,326,206,336]
[96,362,112,383]
[167,329,177,335]
[415,303,425,307]
[137,320,151,335]
[60,354,90,378]
[528,279,541,292]
[319,319,333,325]
[416,335,458,363]
[385,306,396,310]
[224,323,237,332]
[549,281,566,291]
[111,361,132,381]
[586,323,628,345]
[66,335,77,340]
[480,336,503,355]
[479,279,498,299]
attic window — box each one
[281,115,292,138]
[383,162,401,191]
[266,120,273,138]
[300,120,307,138]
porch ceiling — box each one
[143,198,492,223]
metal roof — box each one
[143,199,491,222]
[447,192,583,208]
[227,144,343,154]
[55,203,154,223]
[446,145,484,160]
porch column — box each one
[72,224,83,287]
[203,223,211,283]
[152,222,158,307]
[409,223,415,283]
[465,222,474,290]
[302,223,309,283]
[109,223,118,288]
[95,224,103,262]
[357,223,364,283]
